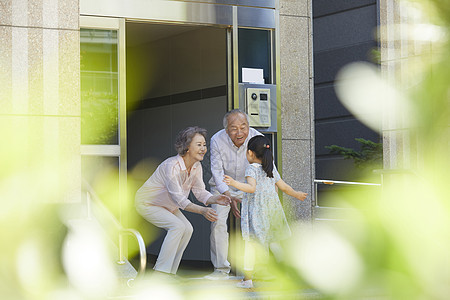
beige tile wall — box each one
[279,0,314,221]
[1,0,314,215]
[0,0,80,202]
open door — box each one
[80,16,127,225]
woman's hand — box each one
[206,194,231,206]
[216,194,231,206]
[223,175,236,187]
[202,207,218,222]
[295,191,308,201]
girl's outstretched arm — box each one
[223,175,256,193]
[275,179,307,201]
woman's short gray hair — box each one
[174,126,207,156]
[223,109,249,129]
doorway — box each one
[125,22,228,264]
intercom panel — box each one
[246,88,271,127]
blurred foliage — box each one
[326,138,383,170]
[1,0,449,299]
[369,48,381,65]
[310,0,449,298]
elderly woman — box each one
[135,126,231,275]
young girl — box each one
[223,135,307,288]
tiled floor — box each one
[111,270,322,300]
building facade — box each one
[1,0,416,263]
[1,0,314,262]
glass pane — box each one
[81,29,119,145]
[82,156,120,221]
[238,28,272,84]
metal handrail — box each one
[313,179,381,207]
[314,179,381,186]
[119,229,147,276]
[82,179,147,280]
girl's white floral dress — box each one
[241,163,291,245]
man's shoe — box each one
[236,279,253,288]
[204,269,229,280]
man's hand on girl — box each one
[223,190,241,219]
[223,175,235,186]
[230,196,241,219]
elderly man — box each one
[205,109,262,279]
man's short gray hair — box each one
[174,126,207,156]
[223,109,249,129]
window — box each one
[80,29,119,145]
[238,28,272,84]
